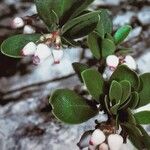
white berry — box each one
[21,42,37,56]
[123,55,137,70]
[12,17,24,28]
[90,129,106,146]
[23,25,35,34]
[52,49,64,64]
[108,134,123,150]
[33,44,51,65]
[99,143,109,150]
[106,55,119,68]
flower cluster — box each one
[21,32,64,65]
[78,128,126,150]
[106,55,137,70]
[12,17,35,34]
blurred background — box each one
[0,0,150,149]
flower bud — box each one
[99,143,109,150]
[21,42,37,56]
[90,129,106,146]
[108,134,123,150]
[106,55,119,68]
[23,25,35,34]
[12,17,24,28]
[52,49,64,64]
[123,55,136,70]
[33,44,51,65]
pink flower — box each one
[23,25,35,34]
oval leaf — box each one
[1,34,41,58]
[134,111,150,125]
[101,38,116,58]
[62,11,99,39]
[114,25,132,45]
[96,9,112,37]
[120,80,131,104]
[72,62,89,82]
[110,65,140,90]
[138,73,150,107]
[109,80,122,104]
[50,89,98,124]
[81,68,104,102]
[87,32,101,59]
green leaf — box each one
[120,80,131,104]
[128,92,139,109]
[137,124,150,149]
[50,89,98,124]
[104,95,111,115]
[122,123,144,149]
[110,103,120,115]
[109,80,122,104]
[62,11,99,39]
[72,62,89,82]
[138,73,150,107]
[110,65,140,90]
[114,25,132,45]
[1,34,41,58]
[96,9,112,38]
[101,38,116,58]
[81,68,104,102]
[87,32,101,59]
[134,111,150,124]
[35,0,94,28]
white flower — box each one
[123,55,137,70]
[103,66,114,79]
[21,42,37,56]
[12,17,24,28]
[106,55,119,68]
[120,144,129,150]
[23,25,35,34]
[52,49,64,64]
[108,134,123,150]
[99,143,109,150]
[90,129,106,146]
[88,145,96,150]
[33,44,51,65]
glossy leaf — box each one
[110,65,140,90]
[134,111,150,124]
[62,11,99,39]
[1,34,41,58]
[50,89,98,124]
[87,32,101,59]
[72,62,89,82]
[138,73,150,107]
[120,80,131,104]
[114,25,132,45]
[81,68,104,102]
[101,38,116,58]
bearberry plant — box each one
[1,0,150,150]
